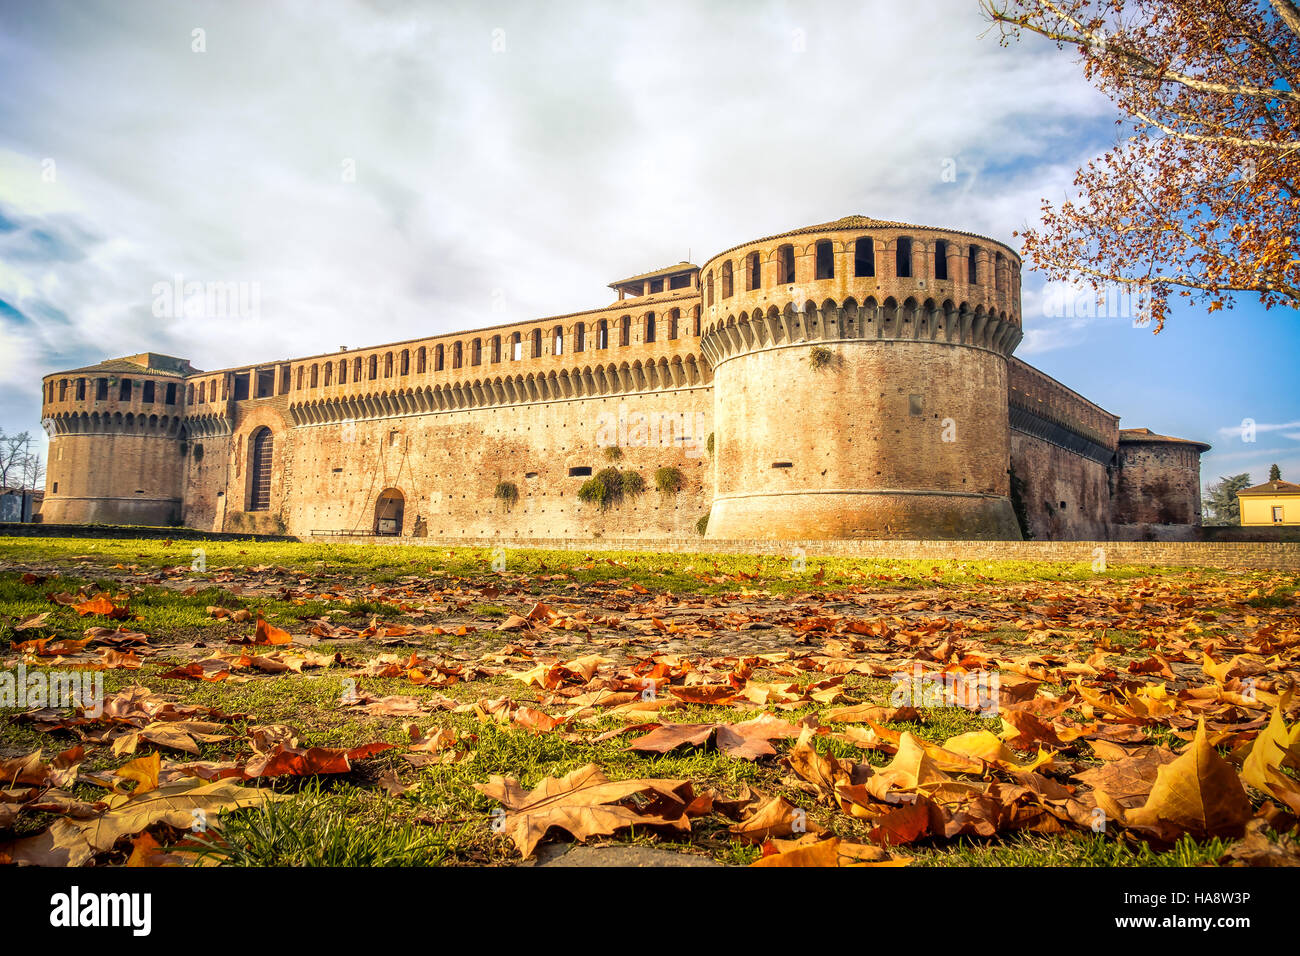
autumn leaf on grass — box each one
[242,741,394,779]
[2,777,284,867]
[1240,703,1300,812]
[629,714,802,760]
[1072,747,1179,809]
[1095,719,1253,841]
[116,753,160,794]
[73,594,130,620]
[252,614,293,645]
[751,835,910,868]
[473,763,694,858]
[729,795,824,844]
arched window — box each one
[620,315,631,346]
[747,252,761,290]
[721,261,733,298]
[854,238,875,277]
[339,359,348,384]
[645,312,656,343]
[896,237,913,278]
[248,427,273,512]
[490,336,501,363]
[511,332,523,360]
[531,328,542,357]
[692,306,701,336]
[934,240,949,280]
[815,240,834,280]
[353,357,362,381]
[452,342,463,369]
[597,320,609,349]
[198,381,206,403]
[296,367,304,390]
[76,378,86,400]
[399,349,410,375]
[575,322,585,352]
[384,352,393,377]
[58,380,67,401]
[968,245,980,283]
[994,252,1005,291]
[668,309,679,340]
[323,363,333,386]
[186,384,195,404]
[416,347,426,374]
[553,325,564,355]
[310,365,319,388]
[705,271,714,305]
[777,244,795,284]
[435,344,445,371]
[472,339,482,366]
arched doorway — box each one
[374,488,404,536]
[248,427,273,511]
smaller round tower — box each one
[40,354,194,526]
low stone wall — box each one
[0,522,295,543]
[4,524,1296,570]
[309,533,1300,570]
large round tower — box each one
[40,354,193,526]
[699,216,1024,539]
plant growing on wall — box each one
[603,445,624,462]
[578,467,625,511]
[695,513,709,536]
[494,481,519,510]
[706,432,714,456]
[654,466,684,494]
[1008,464,1032,540]
[808,346,834,370]
[620,470,645,497]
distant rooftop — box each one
[60,353,196,378]
[1237,479,1300,496]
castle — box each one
[38,216,1210,542]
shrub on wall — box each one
[695,513,709,536]
[603,445,624,462]
[494,481,519,510]
[808,346,834,370]
[706,432,714,456]
[620,470,646,497]
[654,466,684,494]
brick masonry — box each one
[38,216,1211,544]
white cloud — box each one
[0,0,1115,432]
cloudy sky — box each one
[1,0,1296,488]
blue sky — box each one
[0,0,1295,489]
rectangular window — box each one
[142,381,155,403]
[1274,506,1285,523]
[119,378,132,401]
[165,383,177,405]
[934,240,949,280]
[95,378,108,401]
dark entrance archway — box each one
[374,488,405,536]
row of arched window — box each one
[47,377,178,406]
[287,307,702,391]
[704,237,1011,305]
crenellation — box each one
[38,215,1207,541]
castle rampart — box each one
[37,216,1208,542]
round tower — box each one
[40,354,193,526]
[699,216,1024,539]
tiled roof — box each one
[1238,479,1300,496]
[1118,427,1211,452]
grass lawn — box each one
[1,534,1297,868]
